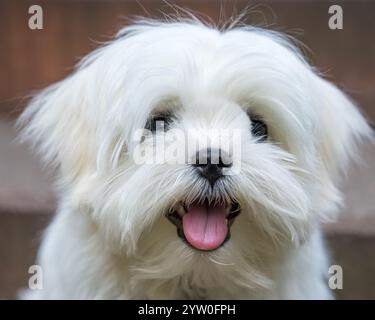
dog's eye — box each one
[250,117,268,141]
[145,113,173,133]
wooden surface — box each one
[0,0,374,121]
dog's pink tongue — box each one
[182,205,228,251]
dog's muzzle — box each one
[166,200,240,251]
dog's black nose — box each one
[194,148,232,185]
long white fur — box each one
[18,19,372,299]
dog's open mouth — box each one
[166,200,241,251]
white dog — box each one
[19,19,371,299]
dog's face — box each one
[20,21,371,294]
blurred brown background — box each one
[0,0,374,299]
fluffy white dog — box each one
[19,19,371,299]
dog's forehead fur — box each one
[94,23,312,114]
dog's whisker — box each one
[207,256,235,267]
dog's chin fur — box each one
[18,18,372,299]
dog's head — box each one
[19,21,372,295]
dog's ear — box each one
[314,76,373,181]
[18,69,97,184]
